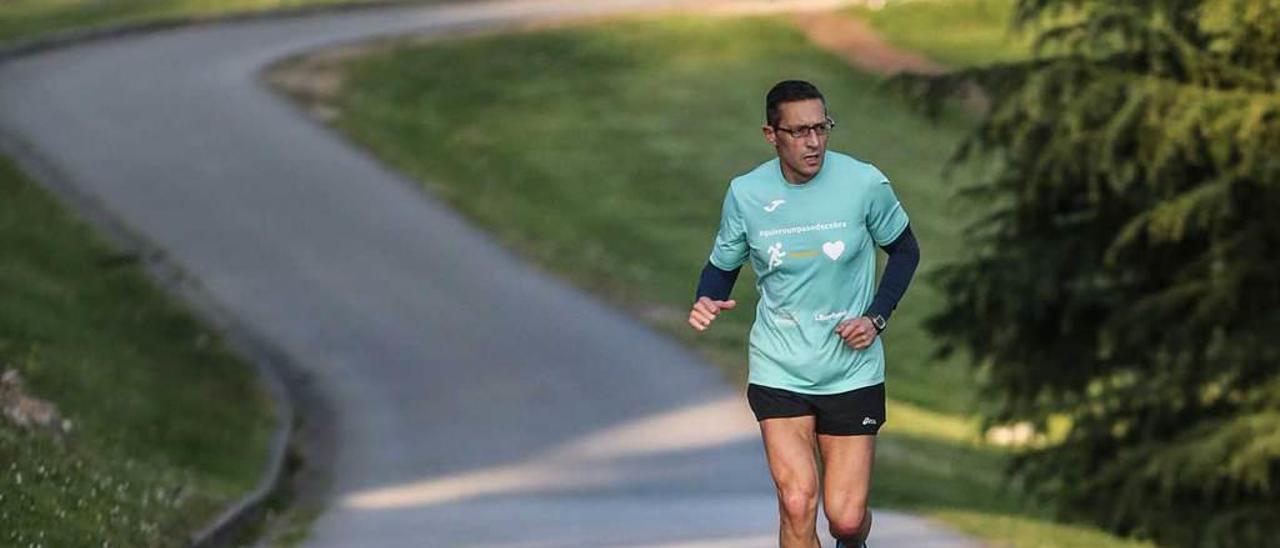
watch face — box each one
[872,315,887,330]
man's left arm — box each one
[836,226,920,349]
[866,225,920,325]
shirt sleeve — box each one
[708,184,749,270]
[866,168,910,246]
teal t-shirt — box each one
[708,151,910,395]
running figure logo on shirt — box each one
[767,242,786,270]
[763,199,786,212]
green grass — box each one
[0,0,407,46]
[0,156,277,546]
[848,0,1033,67]
[290,14,1153,547]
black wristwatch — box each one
[867,314,887,334]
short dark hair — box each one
[765,80,825,127]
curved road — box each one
[0,1,983,546]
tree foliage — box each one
[891,1,1280,545]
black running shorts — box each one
[747,382,886,436]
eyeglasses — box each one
[773,117,836,139]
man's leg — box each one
[817,433,875,546]
[760,415,822,548]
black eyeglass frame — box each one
[772,116,837,139]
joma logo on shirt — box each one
[815,311,847,322]
[763,199,786,212]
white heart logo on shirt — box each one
[822,241,845,260]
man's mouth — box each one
[803,153,821,165]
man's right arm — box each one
[691,183,747,331]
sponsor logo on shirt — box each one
[862,417,878,426]
[763,199,786,212]
[759,221,848,238]
[815,311,847,322]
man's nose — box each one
[804,131,821,147]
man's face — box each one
[763,98,829,183]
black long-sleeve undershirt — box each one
[865,225,920,321]
[694,226,920,324]
[696,258,741,302]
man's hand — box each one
[688,296,737,332]
[835,316,877,349]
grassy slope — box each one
[849,0,1032,67]
[0,156,276,546]
[308,15,1151,547]
[0,0,400,46]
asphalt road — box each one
[0,1,985,546]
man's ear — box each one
[762,124,777,146]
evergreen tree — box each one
[891,1,1280,545]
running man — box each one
[688,80,920,548]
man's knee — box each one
[777,485,818,523]
[828,506,869,540]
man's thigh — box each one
[759,415,820,496]
[816,433,875,517]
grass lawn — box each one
[848,0,1033,67]
[0,0,414,46]
[0,156,278,546]
[275,13,1153,547]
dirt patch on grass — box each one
[791,10,988,111]
[262,39,387,122]
[792,10,948,76]
[1,368,70,436]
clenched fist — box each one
[835,316,878,350]
[688,296,737,332]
